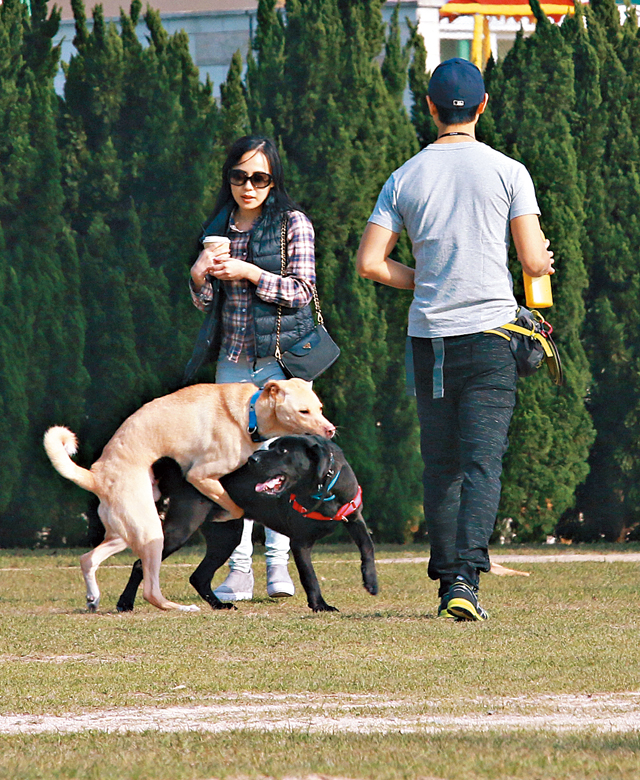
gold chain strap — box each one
[274,215,323,361]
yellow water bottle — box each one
[523,271,553,309]
[523,229,553,309]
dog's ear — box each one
[307,437,333,484]
[262,380,285,404]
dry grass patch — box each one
[1,544,640,778]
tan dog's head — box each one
[259,379,336,439]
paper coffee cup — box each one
[202,235,230,254]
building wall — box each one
[53,7,258,95]
[50,0,640,98]
[51,0,467,98]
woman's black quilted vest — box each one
[248,210,314,358]
[204,204,315,359]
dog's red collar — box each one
[290,485,363,522]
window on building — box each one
[440,39,472,61]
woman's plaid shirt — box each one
[190,210,315,362]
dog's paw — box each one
[178,604,201,612]
[212,601,236,611]
[363,579,379,595]
[86,597,100,613]
[116,603,134,613]
[361,562,378,595]
[311,602,339,613]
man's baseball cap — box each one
[428,58,485,108]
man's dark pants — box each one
[412,333,517,596]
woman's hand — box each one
[210,257,262,285]
[190,248,231,291]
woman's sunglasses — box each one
[229,169,273,189]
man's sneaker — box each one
[447,578,488,621]
[437,593,455,619]
[213,570,254,602]
[266,564,295,598]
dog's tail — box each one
[43,426,97,493]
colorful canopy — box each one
[440,0,581,69]
[440,0,578,23]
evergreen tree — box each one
[245,0,423,541]
[481,0,594,540]
[60,0,218,463]
[570,0,640,539]
[7,0,637,547]
[60,2,158,458]
[381,4,408,101]
[407,21,435,148]
[0,0,87,545]
[0,0,31,521]
[245,0,285,137]
[220,50,251,144]
[122,5,219,305]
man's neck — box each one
[434,122,478,144]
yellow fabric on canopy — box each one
[441,0,577,68]
[440,1,575,21]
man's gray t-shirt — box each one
[368,142,540,338]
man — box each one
[357,58,554,621]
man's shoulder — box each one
[399,142,529,170]
[387,143,533,194]
[475,143,530,171]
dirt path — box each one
[2,552,639,738]
[3,551,640,574]
[377,553,640,565]
[2,692,640,736]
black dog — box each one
[116,435,378,613]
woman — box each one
[189,135,316,603]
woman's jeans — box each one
[412,333,517,595]
[216,352,291,572]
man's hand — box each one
[356,223,414,289]
[511,214,555,277]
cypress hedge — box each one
[0,0,639,545]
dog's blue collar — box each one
[248,390,268,443]
[311,469,340,502]
[308,451,341,511]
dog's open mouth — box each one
[255,475,286,495]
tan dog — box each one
[44,379,335,613]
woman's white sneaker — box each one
[266,564,295,598]
[213,570,254,601]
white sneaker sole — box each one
[267,584,295,598]
[213,591,253,602]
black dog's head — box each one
[226,435,360,522]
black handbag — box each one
[275,218,340,382]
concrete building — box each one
[48,0,637,97]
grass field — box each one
[1,543,640,779]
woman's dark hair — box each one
[207,135,300,225]
[434,103,480,127]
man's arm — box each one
[356,223,415,290]
[510,214,554,277]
